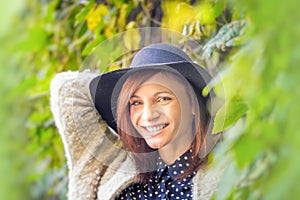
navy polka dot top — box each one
[116,149,196,200]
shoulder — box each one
[97,154,138,199]
[193,164,225,199]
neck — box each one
[159,144,191,165]
[158,132,193,165]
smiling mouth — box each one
[142,123,169,135]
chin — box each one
[146,140,166,149]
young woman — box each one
[50,43,223,199]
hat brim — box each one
[90,61,213,133]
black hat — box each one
[90,43,213,133]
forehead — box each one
[132,83,173,97]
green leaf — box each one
[213,95,248,134]
[82,35,106,56]
[233,133,264,169]
[213,0,225,18]
[14,26,47,52]
[262,149,300,200]
[75,1,94,26]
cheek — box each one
[129,110,135,124]
[129,108,139,125]
[170,103,181,119]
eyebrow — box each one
[130,91,173,99]
[154,91,173,96]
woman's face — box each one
[129,73,194,150]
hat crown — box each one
[130,43,193,67]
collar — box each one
[156,149,193,180]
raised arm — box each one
[50,70,125,199]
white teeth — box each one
[145,124,166,132]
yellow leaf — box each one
[195,2,215,25]
[126,21,136,29]
[108,65,121,71]
[85,5,108,31]
[104,26,114,38]
[162,1,195,32]
[96,4,109,16]
[117,4,128,32]
[124,22,141,51]
[104,16,116,38]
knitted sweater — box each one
[50,70,223,200]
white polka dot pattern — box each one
[116,149,196,200]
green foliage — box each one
[203,20,247,58]
[3,0,299,199]
[0,0,32,199]
[212,0,300,199]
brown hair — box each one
[116,69,210,182]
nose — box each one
[141,103,159,122]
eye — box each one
[130,100,143,106]
[157,97,172,103]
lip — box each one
[141,123,169,137]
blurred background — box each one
[0,0,299,199]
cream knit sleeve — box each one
[50,70,124,199]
